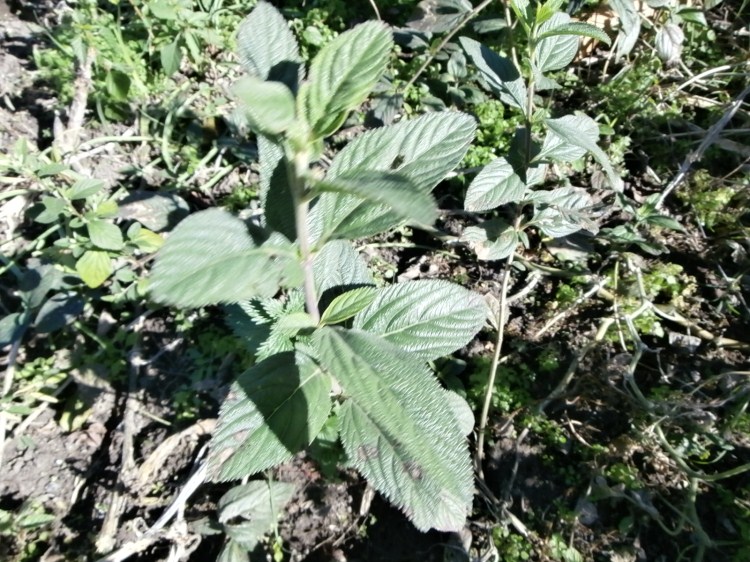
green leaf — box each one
[33,196,66,224]
[105,70,131,102]
[149,0,180,20]
[301,21,392,139]
[529,187,597,237]
[76,250,113,288]
[68,178,105,200]
[87,219,124,251]
[0,312,26,347]
[117,191,189,232]
[353,280,486,361]
[127,223,164,252]
[537,22,612,45]
[312,170,438,230]
[460,37,527,111]
[237,1,301,80]
[465,157,525,212]
[320,286,377,325]
[535,0,565,25]
[209,352,331,481]
[160,39,182,76]
[310,112,476,242]
[609,0,640,57]
[218,481,296,526]
[233,76,296,136]
[461,218,519,261]
[313,240,374,305]
[314,328,473,532]
[544,113,622,190]
[535,13,580,73]
[218,540,249,562]
[149,209,302,308]
[259,136,296,240]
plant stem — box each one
[475,216,521,474]
[290,150,320,324]
[399,0,493,95]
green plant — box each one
[150,1,486,535]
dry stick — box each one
[399,0,494,95]
[0,334,24,470]
[55,45,96,155]
[96,315,147,554]
[655,83,750,210]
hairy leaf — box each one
[544,114,622,190]
[535,13,580,73]
[465,157,525,212]
[460,36,526,111]
[310,112,475,242]
[237,1,300,80]
[209,352,331,481]
[312,170,438,234]
[233,76,296,136]
[462,218,519,261]
[353,280,486,361]
[150,209,302,308]
[320,287,377,325]
[537,21,612,45]
[529,187,598,237]
[302,22,392,139]
[314,328,473,532]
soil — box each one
[1,1,750,561]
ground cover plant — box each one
[1,0,749,560]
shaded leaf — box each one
[209,352,331,481]
[160,39,182,76]
[150,209,302,308]
[117,191,189,232]
[460,36,526,111]
[233,76,296,136]
[314,328,473,532]
[0,312,26,347]
[34,292,84,333]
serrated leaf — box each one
[150,209,302,308]
[462,219,519,261]
[87,219,124,251]
[313,240,374,311]
[465,156,525,212]
[117,191,189,232]
[535,13,580,73]
[68,178,105,200]
[310,112,476,242]
[530,187,597,237]
[353,280,486,361]
[233,76,296,136]
[237,1,300,80]
[209,352,331,481]
[314,328,473,532]
[544,114,622,190]
[537,22,611,45]
[446,391,474,436]
[320,287,377,325]
[76,250,113,288]
[536,116,595,163]
[302,22,392,139]
[313,170,438,228]
[460,36,526,111]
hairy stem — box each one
[290,150,320,324]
